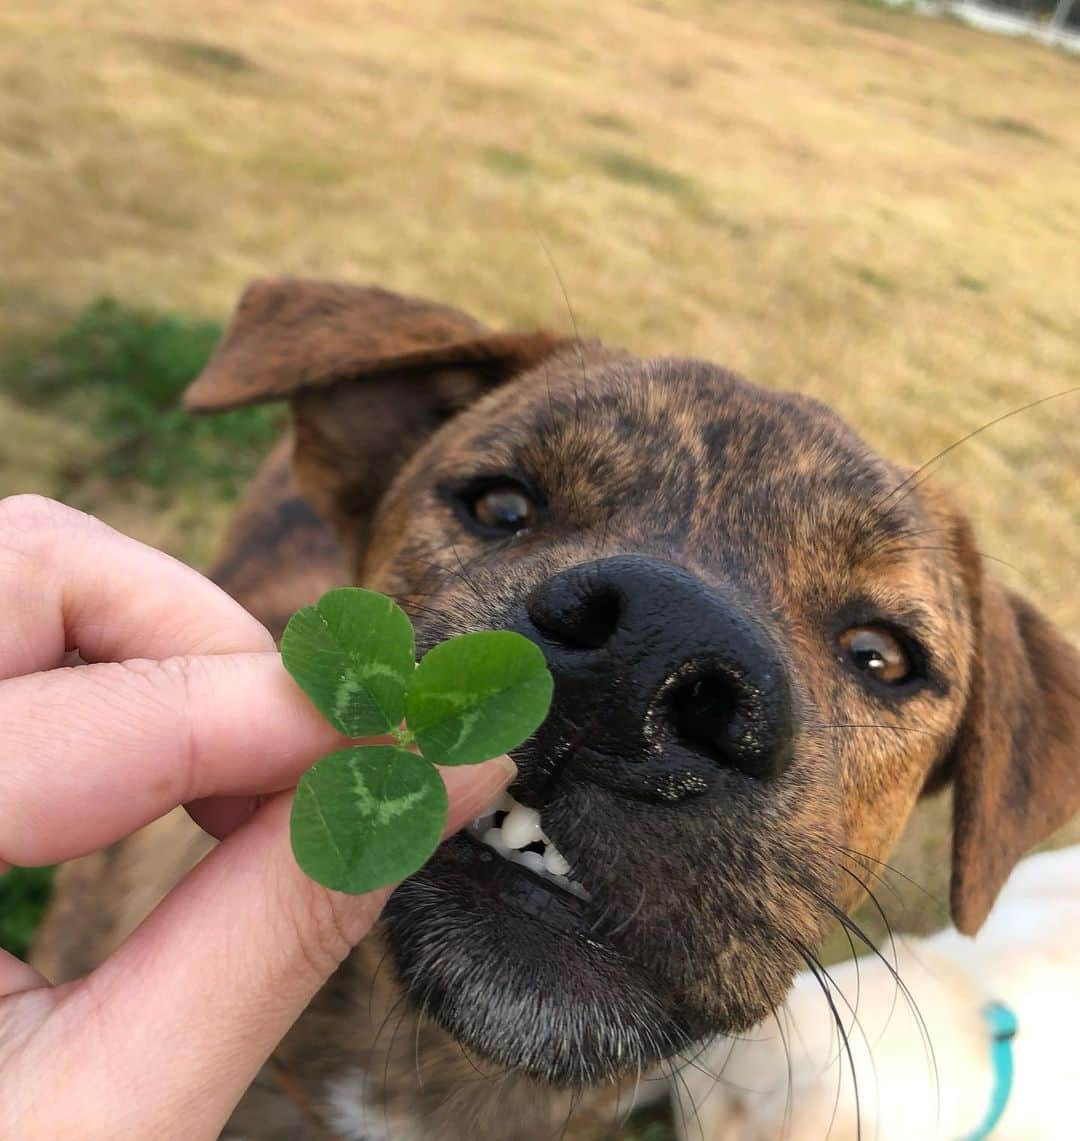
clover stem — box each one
[392,726,416,748]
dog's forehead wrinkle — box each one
[481,361,906,537]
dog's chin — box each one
[382,834,693,1086]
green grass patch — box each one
[614,1109,677,1141]
[481,145,537,177]
[0,867,54,960]
[134,34,260,78]
[584,147,697,198]
[971,115,1054,143]
[4,298,282,496]
[249,146,354,188]
[849,262,900,294]
[581,110,636,134]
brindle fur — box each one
[32,279,1080,1140]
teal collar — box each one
[956,1001,1018,1141]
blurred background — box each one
[1,0,1077,1052]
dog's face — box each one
[368,354,975,1083]
[188,280,1080,1088]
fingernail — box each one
[491,754,518,781]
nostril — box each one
[528,583,622,650]
[667,669,743,769]
[569,587,621,649]
[665,663,791,783]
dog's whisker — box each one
[836,870,909,1053]
[798,937,877,1071]
[624,1055,645,1133]
[793,877,906,1018]
[877,544,1023,575]
[599,883,648,940]
[787,938,866,1141]
[816,721,939,737]
[366,942,396,1025]
[834,853,908,912]
[824,719,940,737]
[873,384,1079,514]
[447,545,492,609]
[671,1046,724,1085]
[554,1082,579,1141]
[535,232,589,396]
[832,901,864,1030]
[863,522,958,560]
[792,867,942,1131]
[413,992,428,1092]
[777,999,800,1141]
[834,864,904,974]
[369,988,411,1057]
[835,865,941,1111]
[665,1052,710,1141]
[833,844,944,909]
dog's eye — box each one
[464,482,538,535]
[838,626,913,686]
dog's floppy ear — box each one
[185,277,566,555]
[947,520,1080,934]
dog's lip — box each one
[443,832,591,931]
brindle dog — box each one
[32,279,1080,1141]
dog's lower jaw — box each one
[382,835,705,1088]
[228,928,632,1141]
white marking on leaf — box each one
[348,759,427,826]
[446,707,481,754]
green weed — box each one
[5,298,281,496]
[0,867,54,960]
[584,147,698,198]
[134,35,260,79]
[481,146,537,177]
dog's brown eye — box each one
[469,485,537,534]
[839,626,912,685]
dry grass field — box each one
[1,0,1077,1092]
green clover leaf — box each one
[290,746,447,893]
[281,588,414,737]
[405,631,554,766]
[282,589,553,895]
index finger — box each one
[0,495,275,681]
[0,652,348,865]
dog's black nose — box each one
[518,556,793,801]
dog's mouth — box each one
[382,778,696,1085]
[466,792,591,902]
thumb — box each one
[24,756,515,1140]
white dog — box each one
[671,845,1080,1141]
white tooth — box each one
[514,850,546,875]
[567,881,591,901]
[494,792,515,814]
[473,813,495,834]
[501,803,544,850]
[482,828,509,855]
[543,847,571,876]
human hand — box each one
[0,495,514,1139]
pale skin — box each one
[0,495,515,1139]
